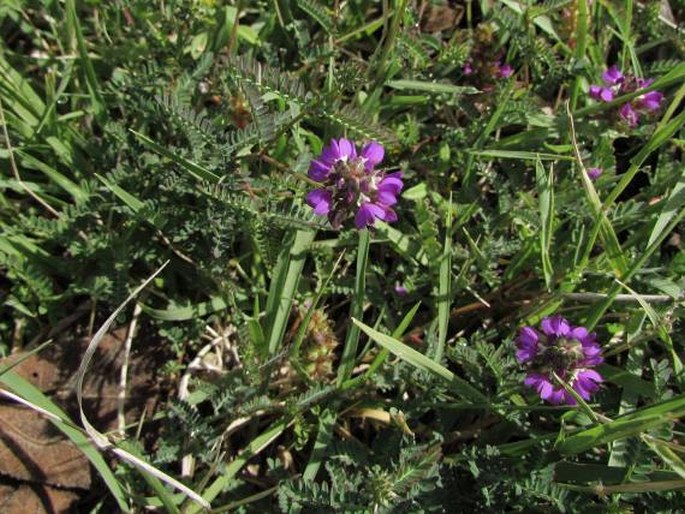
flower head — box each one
[306,139,403,229]
[495,62,514,79]
[516,315,603,405]
[589,66,664,127]
[587,167,603,180]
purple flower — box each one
[587,167,603,180]
[306,138,403,229]
[589,66,664,126]
[602,65,624,85]
[636,90,663,111]
[589,65,623,104]
[619,103,639,127]
[589,85,614,102]
[463,59,474,76]
[495,62,513,79]
[394,283,408,296]
[516,315,604,405]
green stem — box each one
[337,228,370,384]
[373,0,408,86]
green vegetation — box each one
[1,0,684,512]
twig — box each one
[117,301,143,437]
[562,292,677,303]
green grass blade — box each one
[351,317,488,404]
[130,130,221,183]
[647,165,685,247]
[604,110,685,209]
[338,228,370,383]
[266,229,315,356]
[65,0,105,119]
[386,80,478,95]
[536,158,554,291]
[189,419,290,513]
[434,195,452,362]
[557,395,685,455]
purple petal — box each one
[497,63,513,78]
[577,368,602,384]
[320,139,342,164]
[587,167,603,180]
[309,159,331,181]
[636,77,654,89]
[377,189,399,206]
[518,326,539,346]
[354,202,386,228]
[337,138,357,161]
[378,173,404,194]
[306,189,332,216]
[602,65,623,85]
[619,103,639,127]
[394,283,408,296]
[382,206,398,223]
[638,91,663,111]
[561,390,577,405]
[540,315,570,337]
[599,87,614,102]
[573,370,602,400]
[538,379,553,400]
[524,374,542,388]
[589,85,603,100]
[361,142,385,169]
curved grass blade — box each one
[351,317,488,405]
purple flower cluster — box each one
[516,315,603,405]
[589,65,664,127]
[463,58,513,80]
[306,138,403,229]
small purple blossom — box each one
[306,138,403,229]
[589,66,664,126]
[587,167,603,180]
[495,62,513,79]
[602,65,624,85]
[636,89,663,111]
[394,283,408,296]
[463,59,474,76]
[619,103,639,127]
[516,315,603,405]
